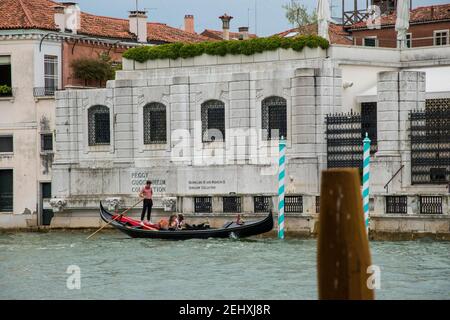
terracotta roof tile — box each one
[350,4,450,29]
[274,23,352,45]
[0,0,208,43]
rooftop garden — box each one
[123,35,329,63]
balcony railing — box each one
[33,87,59,97]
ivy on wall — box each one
[123,35,330,63]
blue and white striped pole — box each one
[278,137,286,239]
[363,133,371,236]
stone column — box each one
[289,66,342,194]
[114,80,134,159]
[228,73,250,164]
[170,76,191,164]
[376,71,425,192]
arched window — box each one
[262,96,287,140]
[201,100,225,142]
[88,105,110,146]
[143,103,167,144]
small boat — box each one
[99,202,274,240]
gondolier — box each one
[139,180,153,226]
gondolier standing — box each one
[139,180,153,226]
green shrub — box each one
[71,54,120,86]
[0,85,12,95]
[123,35,329,62]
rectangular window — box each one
[94,113,110,145]
[44,55,58,95]
[285,196,303,213]
[0,55,12,97]
[194,197,212,213]
[0,135,13,153]
[385,196,407,214]
[0,170,13,212]
[268,105,287,140]
[41,133,53,152]
[144,106,167,144]
[254,196,271,213]
[363,37,377,47]
[361,102,377,152]
[406,33,412,48]
[420,196,443,214]
[434,30,449,46]
[223,196,242,213]
[42,182,52,199]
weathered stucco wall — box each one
[0,38,57,227]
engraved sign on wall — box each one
[130,171,166,194]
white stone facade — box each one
[51,45,450,234]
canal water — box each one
[0,231,449,300]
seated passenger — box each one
[168,215,179,230]
[177,214,185,229]
[158,219,169,230]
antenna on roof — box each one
[254,0,258,35]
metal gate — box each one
[410,100,450,185]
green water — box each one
[0,231,449,300]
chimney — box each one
[61,2,81,34]
[238,26,249,40]
[184,15,195,34]
[54,5,66,32]
[129,10,148,43]
[219,14,233,40]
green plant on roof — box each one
[123,35,330,63]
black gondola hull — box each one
[99,203,274,240]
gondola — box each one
[99,202,274,240]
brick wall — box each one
[350,21,450,47]
[62,40,128,88]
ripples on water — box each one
[0,231,449,300]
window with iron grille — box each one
[254,196,271,213]
[410,99,449,184]
[0,169,13,212]
[0,135,13,153]
[223,196,241,213]
[88,105,110,146]
[361,102,377,152]
[41,133,53,152]
[285,196,303,213]
[194,197,212,213]
[201,100,225,142]
[316,196,320,213]
[143,103,167,144]
[420,196,443,214]
[385,196,407,214]
[44,55,58,94]
[262,96,287,140]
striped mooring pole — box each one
[363,133,371,236]
[278,137,286,239]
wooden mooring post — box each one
[317,168,375,300]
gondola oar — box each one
[86,199,143,240]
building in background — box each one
[0,0,207,228]
[337,0,450,48]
